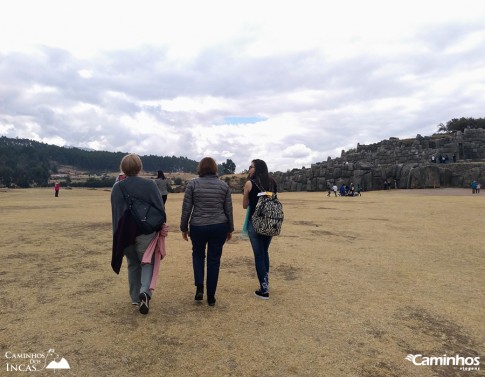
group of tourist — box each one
[471,180,481,194]
[431,154,456,163]
[110,154,276,314]
[383,179,400,190]
[327,182,362,197]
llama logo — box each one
[45,349,70,370]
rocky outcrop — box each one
[273,129,485,191]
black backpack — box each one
[251,180,284,236]
[119,181,166,235]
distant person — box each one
[326,184,332,197]
[431,155,436,163]
[155,170,171,204]
[476,182,481,194]
[332,184,338,197]
[54,181,60,197]
[180,157,234,307]
[471,180,478,194]
[356,183,362,196]
[114,173,126,186]
[111,154,167,315]
[339,184,346,196]
[243,159,277,299]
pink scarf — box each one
[142,224,168,291]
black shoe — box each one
[254,290,269,300]
[195,285,203,301]
[207,295,216,306]
[139,292,150,314]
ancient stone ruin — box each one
[273,128,485,191]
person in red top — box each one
[54,181,60,197]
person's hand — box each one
[182,231,189,241]
[226,232,232,241]
[160,224,169,237]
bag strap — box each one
[251,179,265,193]
[118,180,133,205]
[251,179,277,198]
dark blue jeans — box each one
[190,223,228,296]
[247,220,272,293]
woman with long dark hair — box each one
[155,170,171,204]
[243,159,277,299]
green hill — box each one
[0,136,198,188]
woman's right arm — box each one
[180,182,194,238]
[243,180,252,209]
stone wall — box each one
[273,129,485,191]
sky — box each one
[1,0,485,172]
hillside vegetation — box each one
[0,136,199,188]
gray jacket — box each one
[180,174,234,232]
[155,178,171,195]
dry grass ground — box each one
[0,188,483,377]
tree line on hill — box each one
[0,136,235,188]
[437,117,485,133]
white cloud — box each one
[1,0,485,172]
[282,144,313,158]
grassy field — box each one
[0,188,483,377]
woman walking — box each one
[243,159,277,299]
[180,157,234,306]
[111,154,167,315]
[54,181,60,197]
[155,170,171,204]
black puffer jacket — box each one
[180,174,234,232]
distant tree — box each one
[220,159,236,175]
[436,123,447,133]
[437,117,485,133]
[0,166,13,187]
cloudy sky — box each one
[1,1,484,172]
